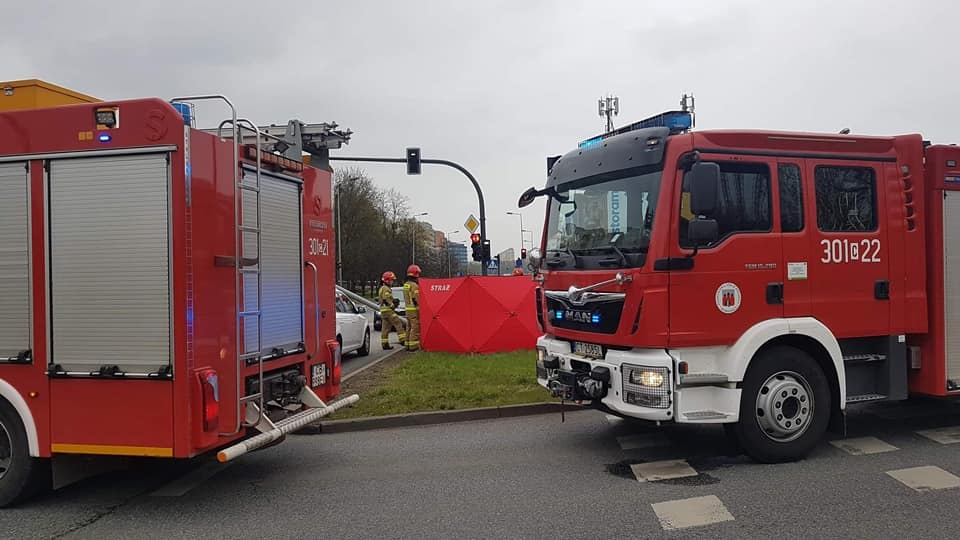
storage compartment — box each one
[0,162,31,362]
[48,153,172,375]
[241,168,304,359]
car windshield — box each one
[545,168,662,259]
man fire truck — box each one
[519,99,958,463]
[0,80,358,506]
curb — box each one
[297,402,586,434]
[342,347,404,382]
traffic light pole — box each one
[327,155,489,275]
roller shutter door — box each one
[242,169,303,356]
[0,163,31,361]
[945,192,960,387]
[49,154,171,373]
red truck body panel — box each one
[0,97,339,459]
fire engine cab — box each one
[519,101,960,463]
[0,80,358,506]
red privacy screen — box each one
[419,276,540,353]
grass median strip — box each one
[329,350,551,419]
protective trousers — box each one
[381,309,407,347]
[405,309,420,351]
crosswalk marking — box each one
[651,495,735,530]
[917,426,960,445]
[631,459,698,482]
[886,466,960,492]
[829,436,899,455]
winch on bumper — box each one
[536,336,675,422]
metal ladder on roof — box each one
[169,95,267,434]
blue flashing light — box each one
[97,133,112,143]
[554,311,564,321]
[578,136,603,149]
[172,102,192,126]
[591,314,601,324]
[577,110,693,148]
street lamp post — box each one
[507,211,524,257]
[412,212,428,265]
[444,230,459,277]
[334,175,360,286]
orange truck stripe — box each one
[51,443,173,457]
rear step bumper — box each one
[217,391,360,463]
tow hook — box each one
[548,366,611,401]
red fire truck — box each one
[519,103,959,463]
[0,80,358,506]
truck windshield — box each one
[545,168,662,268]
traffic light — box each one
[521,248,527,259]
[470,233,482,261]
[406,147,421,175]
[482,240,491,261]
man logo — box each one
[715,282,742,314]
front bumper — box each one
[536,336,676,422]
[536,336,742,424]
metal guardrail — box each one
[336,285,407,325]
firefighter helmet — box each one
[407,264,421,277]
[382,271,397,283]
[512,268,523,276]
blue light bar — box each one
[578,110,693,148]
[591,314,601,324]
[98,133,112,143]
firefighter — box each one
[378,271,407,350]
[403,264,422,352]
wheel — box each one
[358,329,371,357]
[374,314,382,331]
[729,346,831,463]
[0,401,49,507]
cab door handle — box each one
[766,282,784,305]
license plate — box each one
[573,341,603,359]
[311,363,326,387]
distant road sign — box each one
[487,260,499,273]
[515,258,522,268]
[464,214,479,233]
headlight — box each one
[630,370,664,387]
[622,364,670,409]
[537,347,547,364]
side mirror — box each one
[518,187,538,208]
[688,218,719,246]
[689,162,720,216]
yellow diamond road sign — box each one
[464,214,479,233]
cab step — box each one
[843,353,887,364]
[682,410,730,421]
[846,393,887,404]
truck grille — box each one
[544,293,623,334]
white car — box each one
[335,290,371,357]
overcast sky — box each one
[3,0,957,261]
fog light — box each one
[630,370,664,387]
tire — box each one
[358,329,371,357]
[730,346,831,463]
[0,401,49,507]
[374,317,382,331]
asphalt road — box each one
[341,309,400,378]
[3,398,960,539]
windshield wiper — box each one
[545,248,581,268]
